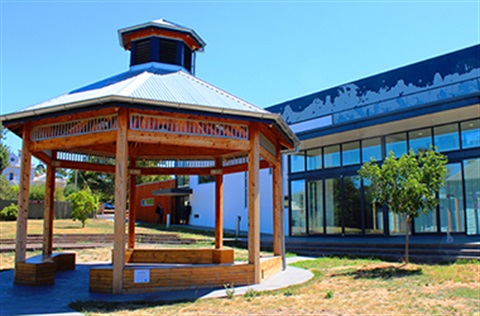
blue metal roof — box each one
[16,67,269,115]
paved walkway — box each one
[0,257,314,316]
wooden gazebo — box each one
[1,19,298,294]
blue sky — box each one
[1,0,479,153]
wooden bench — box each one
[14,252,76,286]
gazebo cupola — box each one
[118,19,206,74]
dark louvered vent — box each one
[159,38,178,65]
[133,39,150,65]
[184,44,192,71]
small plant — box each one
[244,287,259,300]
[325,289,334,299]
[283,289,294,297]
[224,283,235,299]
[0,203,18,221]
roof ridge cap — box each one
[177,71,267,113]
[117,71,153,96]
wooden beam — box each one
[137,167,212,176]
[222,160,271,175]
[33,151,52,165]
[272,150,284,259]
[42,160,56,256]
[259,146,276,167]
[53,160,116,173]
[128,158,137,249]
[128,130,250,152]
[248,126,261,283]
[215,158,224,249]
[15,125,32,264]
[29,130,117,152]
[112,109,128,294]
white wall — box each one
[189,163,290,236]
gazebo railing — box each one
[31,115,118,141]
[130,114,249,140]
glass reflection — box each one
[464,159,480,235]
[409,128,432,153]
[344,176,362,234]
[290,152,305,173]
[291,180,306,235]
[434,124,460,152]
[439,163,465,233]
[386,133,407,157]
[308,180,324,234]
[362,138,382,163]
[364,179,383,234]
[342,142,360,166]
[325,178,342,234]
[461,119,480,149]
[324,145,341,168]
[307,148,322,171]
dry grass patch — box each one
[0,219,116,239]
[69,257,480,315]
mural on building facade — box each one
[269,45,480,129]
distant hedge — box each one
[0,203,18,221]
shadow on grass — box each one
[334,265,423,280]
[69,299,194,314]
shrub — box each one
[0,203,18,221]
[0,175,16,200]
[29,184,46,201]
[68,189,98,228]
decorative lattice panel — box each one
[130,114,249,140]
[31,115,117,141]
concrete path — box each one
[0,257,315,316]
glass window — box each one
[389,211,407,235]
[414,209,438,233]
[291,180,306,235]
[409,128,432,153]
[464,159,480,235]
[198,175,215,184]
[324,145,340,168]
[306,148,322,171]
[386,133,407,157]
[434,124,460,152]
[308,180,324,234]
[362,137,382,163]
[461,119,480,149]
[343,176,362,234]
[342,141,360,166]
[325,178,342,234]
[364,179,383,234]
[290,152,305,173]
[439,163,465,233]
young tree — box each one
[358,149,448,264]
[68,189,99,228]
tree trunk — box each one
[404,214,411,264]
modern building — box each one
[266,44,479,238]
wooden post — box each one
[272,147,284,259]
[215,158,224,249]
[15,125,32,264]
[42,160,56,255]
[128,158,137,249]
[113,109,129,294]
[248,126,261,283]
